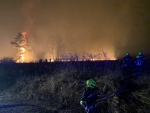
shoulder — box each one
[86,87,99,93]
[84,87,98,91]
[84,87,91,91]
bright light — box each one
[51,59,54,62]
[21,47,25,52]
[21,54,24,60]
[19,47,25,63]
[22,32,27,37]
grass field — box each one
[0,61,150,113]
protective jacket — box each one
[138,54,145,62]
[81,87,100,107]
[123,55,131,65]
[135,57,142,66]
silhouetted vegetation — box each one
[0,57,15,63]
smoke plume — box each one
[0,0,150,60]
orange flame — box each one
[22,32,27,37]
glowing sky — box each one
[0,0,150,60]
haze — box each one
[0,0,150,60]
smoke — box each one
[113,0,150,58]
[20,0,119,60]
[1,0,150,60]
[15,0,150,59]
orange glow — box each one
[44,50,116,62]
[19,47,25,63]
[14,31,116,63]
[15,31,36,63]
[22,32,27,37]
[51,59,54,62]
[21,47,25,52]
[16,50,116,63]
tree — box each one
[10,32,34,62]
[47,35,66,61]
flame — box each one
[51,59,54,62]
[21,54,24,60]
[45,51,116,62]
[21,47,25,52]
[15,32,116,63]
[22,32,27,37]
[15,31,36,63]
[20,47,25,63]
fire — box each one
[21,47,25,53]
[12,31,116,63]
[11,31,36,63]
[21,54,24,60]
[22,32,27,37]
[51,59,54,62]
[20,47,25,62]
[45,50,116,62]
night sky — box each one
[0,0,150,60]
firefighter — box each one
[135,55,143,71]
[123,53,132,71]
[134,52,146,71]
[138,52,145,63]
[80,79,109,113]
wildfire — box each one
[51,58,54,62]
[20,47,25,62]
[21,47,25,53]
[12,31,116,63]
[46,51,116,62]
[22,32,27,37]
[11,31,36,63]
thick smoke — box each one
[113,0,150,58]
[0,0,150,60]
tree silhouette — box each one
[47,35,66,61]
[10,32,34,62]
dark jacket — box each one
[81,87,100,106]
[123,55,132,64]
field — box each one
[0,60,150,113]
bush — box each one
[0,57,15,63]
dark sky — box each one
[0,0,150,60]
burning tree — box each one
[10,32,34,63]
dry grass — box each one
[0,62,150,113]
